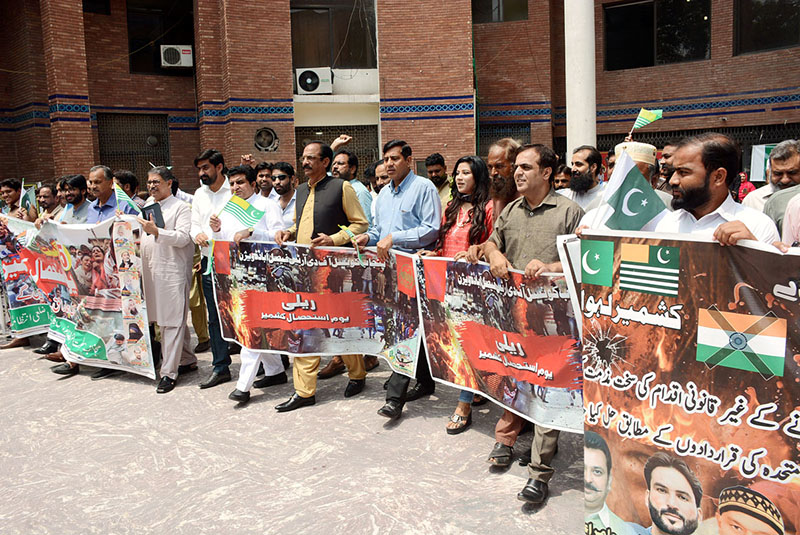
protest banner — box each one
[212,241,422,377]
[18,218,156,379]
[580,230,800,535]
[417,257,583,432]
[0,218,51,336]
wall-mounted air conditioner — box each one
[296,68,333,95]
[160,45,193,68]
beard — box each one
[374,182,386,194]
[648,502,698,535]
[570,170,595,193]
[671,172,711,211]
[273,183,289,195]
[490,174,516,201]
[200,172,215,186]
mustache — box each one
[584,482,601,492]
[658,506,684,522]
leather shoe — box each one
[275,393,316,412]
[193,340,210,353]
[33,340,59,355]
[344,378,365,398]
[228,343,240,355]
[45,351,65,362]
[91,368,122,380]
[156,376,176,393]
[405,382,435,402]
[51,362,78,376]
[178,363,198,374]
[364,355,379,371]
[228,389,251,403]
[1,337,30,350]
[377,400,403,419]
[517,479,548,504]
[318,356,345,379]
[253,371,288,388]
[199,370,231,389]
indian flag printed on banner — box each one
[696,307,786,379]
[113,183,142,214]
[632,108,663,129]
[221,195,265,227]
[619,243,679,296]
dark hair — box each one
[66,174,88,191]
[272,161,295,177]
[425,153,445,167]
[383,139,412,158]
[0,178,21,191]
[194,148,226,173]
[37,184,56,196]
[643,452,703,507]
[678,133,739,186]
[113,169,138,194]
[573,145,603,176]
[584,431,611,473]
[335,149,359,173]
[436,155,491,251]
[227,164,257,184]
[363,161,378,181]
[305,141,334,171]
[521,144,558,180]
[56,176,69,191]
[555,164,572,176]
[90,165,113,181]
[255,161,273,173]
[148,166,178,195]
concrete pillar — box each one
[564,0,597,155]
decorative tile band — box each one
[380,103,474,114]
[479,108,551,118]
[49,103,91,114]
[200,106,293,117]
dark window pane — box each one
[502,0,527,22]
[472,0,499,23]
[291,8,331,68]
[83,0,110,14]
[127,0,194,75]
[656,0,710,64]
[605,2,655,70]
[737,0,800,54]
[291,1,377,69]
[331,4,377,68]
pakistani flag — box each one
[581,239,614,287]
[633,108,663,129]
[696,307,786,379]
[603,152,667,231]
[20,186,37,213]
[221,195,265,227]
[114,183,142,214]
[618,243,679,296]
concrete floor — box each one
[0,335,584,534]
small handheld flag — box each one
[220,195,265,228]
[114,183,142,214]
[630,108,663,134]
[20,186,38,215]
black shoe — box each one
[91,368,122,380]
[156,376,176,394]
[517,479,548,504]
[281,354,290,370]
[383,377,390,390]
[51,362,78,376]
[487,442,513,467]
[406,382,435,402]
[228,389,251,403]
[344,379,365,398]
[193,340,210,353]
[253,371,288,388]
[275,393,316,412]
[33,340,59,355]
[377,400,403,419]
[199,370,231,389]
[228,343,240,355]
[178,363,198,374]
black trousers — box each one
[385,343,434,404]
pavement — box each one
[0,334,584,535]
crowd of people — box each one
[1,130,798,518]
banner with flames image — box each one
[417,257,583,432]
[579,231,800,535]
[212,241,422,377]
[15,217,156,379]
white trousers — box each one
[235,348,284,392]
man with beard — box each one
[332,149,372,225]
[659,140,679,189]
[33,184,62,224]
[425,153,451,210]
[58,174,90,223]
[553,164,571,190]
[584,431,633,535]
[190,148,233,389]
[745,139,800,212]
[270,162,297,230]
[716,486,784,535]
[487,138,522,216]
[255,161,279,201]
[629,452,703,535]
[559,145,607,211]
[654,133,779,244]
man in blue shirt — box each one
[355,139,441,419]
[85,165,140,224]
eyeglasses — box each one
[272,174,289,180]
[146,180,164,186]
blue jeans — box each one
[458,390,473,403]
[201,257,231,373]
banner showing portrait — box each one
[0,218,52,336]
[580,230,799,535]
[212,241,422,377]
[19,218,156,379]
[417,257,583,432]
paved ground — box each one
[0,335,583,534]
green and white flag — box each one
[114,183,142,214]
[632,108,662,130]
[603,152,667,231]
[618,242,679,296]
[20,186,37,214]
[221,195,265,227]
[580,239,614,288]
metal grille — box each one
[96,113,171,190]
[295,125,380,182]
[478,123,531,157]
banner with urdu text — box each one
[212,241,422,377]
[580,231,799,535]
[418,258,583,432]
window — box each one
[291,0,377,70]
[127,0,194,75]
[472,0,528,23]
[736,0,800,55]
[83,0,110,14]
[605,0,710,71]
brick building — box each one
[1,0,798,189]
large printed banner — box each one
[418,258,583,432]
[0,218,52,336]
[212,242,422,377]
[18,218,156,379]
[580,231,800,535]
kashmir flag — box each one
[221,195,265,227]
[602,152,667,231]
[114,183,142,214]
[580,239,614,288]
[633,108,662,129]
[696,308,786,379]
[618,243,679,296]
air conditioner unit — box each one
[160,45,193,68]
[296,68,333,95]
